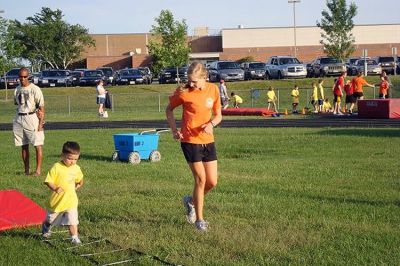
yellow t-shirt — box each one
[291,89,299,103]
[232,95,243,104]
[267,90,276,102]
[323,101,332,111]
[312,86,318,101]
[45,161,83,212]
[318,84,325,99]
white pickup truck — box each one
[265,56,307,79]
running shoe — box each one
[182,195,196,224]
[195,220,209,232]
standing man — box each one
[13,67,45,176]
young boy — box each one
[323,98,333,113]
[291,85,300,114]
[267,86,278,113]
[42,141,84,244]
[230,92,243,108]
[311,82,319,113]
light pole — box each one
[288,0,300,58]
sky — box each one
[1,0,399,34]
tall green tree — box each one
[0,17,24,73]
[317,0,358,60]
[11,7,95,69]
[148,10,190,75]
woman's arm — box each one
[166,104,183,140]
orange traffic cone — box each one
[301,108,306,115]
[284,108,288,115]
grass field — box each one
[0,76,398,123]
[1,127,399,265]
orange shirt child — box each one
[168,82,221,144]
[334,76,344,96]
[379,80,389,96]
[352,76,368,93]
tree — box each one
[317,0,357,60]
[148,10,190,76]
[0,17,24,72]
[10,7,95,69]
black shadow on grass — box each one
[316,129,400,138]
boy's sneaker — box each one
[182,195,196,224]
[41,223,51,238]
[195,220,209,232]
[71,236,82,245]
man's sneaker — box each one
[71,236,82,245]
[195,220,209,232]
[182,195,196,224]
[41,223,51,238]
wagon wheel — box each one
[111,151,119,162]
[128,152,141,164]
[149,150,161,162]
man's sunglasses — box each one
[19,76,29,79]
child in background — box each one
[267,86,278,113]
[323,98,333,113]
[311,82,319,113]
[230,92,243,108]
[219,79,229,109]
[318,79,325,113]
[378,76,389,99]
[344,79,355,115]
[291,85,300,114]
[42,141,84,245]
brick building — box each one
[81,24,400,69]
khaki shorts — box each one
[13,113,45,146]
[45,209,79,226]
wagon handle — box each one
[140,128,170,135]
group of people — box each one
[12,68,84,243]
[218,79,243,108]
[11,64,394,242]
[331,70,390,115]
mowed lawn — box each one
[0,127,399,265]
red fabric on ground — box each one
[0,190,46,231]
[222,108,275,116]
[358,99,400,119]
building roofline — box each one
[221,23,400,31]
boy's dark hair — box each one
[62,141,80,155]
[230,92,235,96]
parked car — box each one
[39,69,72,87]
[350,59,382,76]
[241,62,266,80]
[159,66,188,84]
[207,61,244,82]
[374,56,396,75]
[0,68,21,89]
[265,56,307,79]
[308,57,346,77]
[69,71,82,86]
[346,57,363,75]
[31,72,40,85]
[79,70,105,86]
[97,67,115,85]
[116,68,144,85]
[137,67,153,84]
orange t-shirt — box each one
[352,77,367,93]
[379,80,389,95]
[169,82,221,144]
[334,76,344,96]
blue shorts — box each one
[97,97,106,104]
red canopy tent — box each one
[0,190,46,231]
